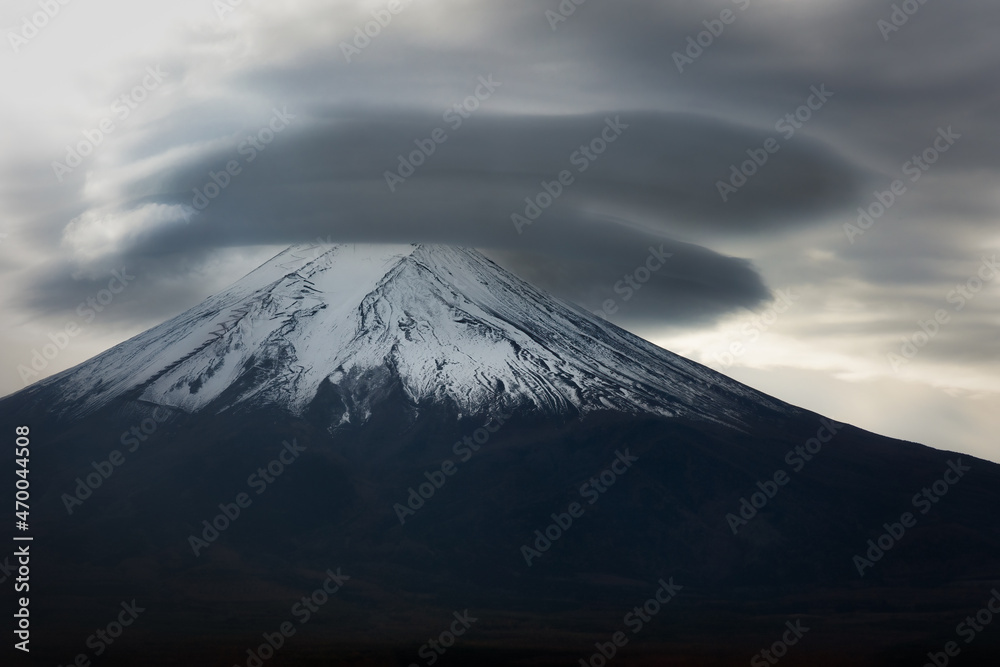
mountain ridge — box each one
[6,244,1000,666]
[10,243,794,428]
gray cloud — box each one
[2,0,999,457]
[21,109,868,329]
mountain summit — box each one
[7,243,1000,666]
[23,243,787,425]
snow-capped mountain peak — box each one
[20,243,790,425]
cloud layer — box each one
[1,0,998,459]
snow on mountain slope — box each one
[16,243,795,425]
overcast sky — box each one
[2,0,998,461]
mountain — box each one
[3,243,1000,667]
[17,243,785,425]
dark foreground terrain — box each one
[5,388,1000,666]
